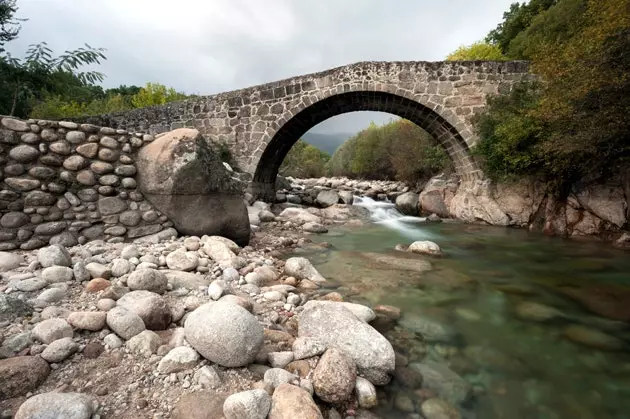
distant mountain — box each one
[302,132,353,155]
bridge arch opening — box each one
[251,91,480,200]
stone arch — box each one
[251,90,482,200]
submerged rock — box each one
[410,361,471,405]
[562,325,625,351]
[514,301,565,322]
[399,313,455,342]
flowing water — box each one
[304,197,630,419]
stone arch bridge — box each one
[83,61,530,200]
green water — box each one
[305,220,630,418]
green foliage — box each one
[486,0,558,55]
[474,0,630,189]
[446,42,507,61]
[280,139,330,178]
[0,0,22,53]
[130,82,188,108]
[327,119,451,183]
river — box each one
[304,197,630,418]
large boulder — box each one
[136,128,250,245]
[184,301,264,367]
[395,192,419,216]
[298,301,395,385]
[419,174,458,218]
[573,183,627,228]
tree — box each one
[279,139,330,178]
[485,0,558,56]
[0,42,107,116]
[446,42,506,61]
[130,82,187,108]
[0,0,22,53]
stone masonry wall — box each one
[0,116,172,251]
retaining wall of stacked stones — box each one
[0,116,172,250]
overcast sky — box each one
[7,0,513,133]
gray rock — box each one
[104,333,123,349]
[306,301,375,323]
[245,272,263,286]
[399,313,455,342]
[408,240,443,256]
[119,210,142,226]
[0,251,24,271]
[298,301,394,385]
[9,144,39,162]
[126,330,161,356]
[98,197,127,215]
[41,337,79,362]
[106,306,146,340]
[32,318,73,344]
[37,287,66,304]
[263,368,299,389]
[312,348,357,403]
[284,257,326,283]
[410,362,471,405]
[395,192,419,216]
[111,258,133,277]
[338,191,354,205]
[37,244,72,267]
[49,231,78,247]
[16,277,47,292]
[127,268,168,294]
[5,177,41,191]
[223,389,271,419]
[303,222,328,233]
[121,245,140,259]
[15,392,95,419]
[203,239,246,269]
[67,311,107,331]
[164,270,210,290]
[166,251,199,271]
[73,261,90,282]
[355,377,378,409]
[268,351,294,368]
[42,265,74,283]
[85,262,111,279]
[208,280,226,300]
[316,190,339,207]
[184,301,264,367]
[197,365,222,388]
[222,267,240,283]
[136,128,250,245]
[158,346,200,373]
[0,212,29,228]
[0,332,32,356]
[117,290,172,330]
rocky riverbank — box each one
[0,197,454,419]
[278,174,630,247]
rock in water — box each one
[15,392,95,419]
[284,257,326,283]
[395,192,419,216]
[399,313,455,342]
[136,128,250,245]
[408,241,443,256]
[312,348,357,403]
[184,301,264,367]
[298,301,395,385]
[268,383,323,419]
[0,356,50,399]
[223,389,272,419]
[514,301,565,322]
[562,325,625,351]
[410,362,470,405]
[421,398,462,419]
